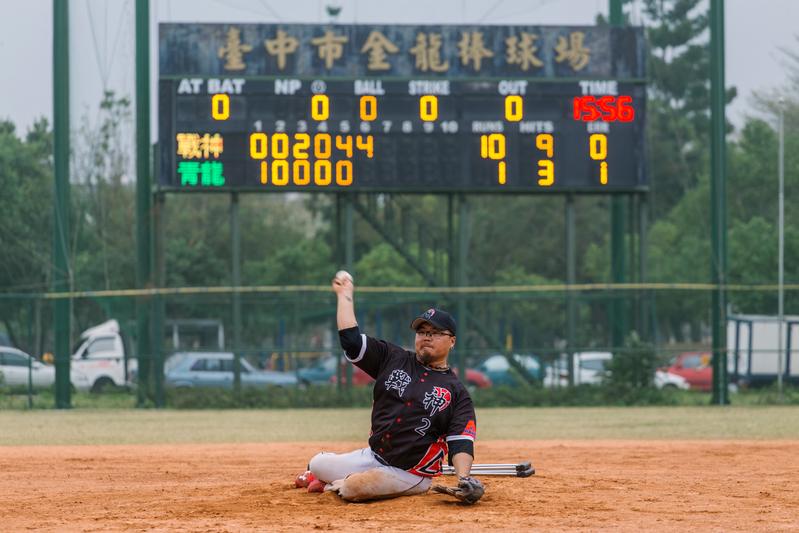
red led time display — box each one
[572,95,635,122]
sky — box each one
[0,0,797,137]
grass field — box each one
[2,406,799,446]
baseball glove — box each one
[432,476,485,504]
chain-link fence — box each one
[2,284,798,408]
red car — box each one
[660,352,712,391]
[332,364,492,389]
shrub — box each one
[605,331,658,389]
[165,385,374,409]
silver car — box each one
[164,352,297,388]
[0,347,54,388]
[0,347,92,390]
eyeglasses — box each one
[416,330,454,339]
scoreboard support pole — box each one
[638,193,651,341]
[448,195,455,287]
[231,193,243,394]
[456,194,470,380]
[609,0,630,354]
[344,193,354,392]
[610,197,628,351]
[153,192,166,407]
[566,195,576,386]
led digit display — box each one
[311,94,330,121]
[359,95,377,121]
[573,95,635,122]
[211,93,230,121]
[505,95,523,122]
[419,95,438,122]
[161,79,645,192]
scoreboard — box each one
[158,24,646,193]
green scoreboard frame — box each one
[158,23,646,193]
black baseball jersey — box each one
[340,327,476,477]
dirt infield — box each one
[2,440,798,532]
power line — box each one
[210,0,279,20]
[107,0,132,86]
[477,0,505,23]
[86,1,109,89]
[258,0,283,22]
[487,0,558,23]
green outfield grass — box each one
[1,406,798,446]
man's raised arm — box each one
[332,270,357,330]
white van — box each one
[71,319,135,392]
[545,351,613,386]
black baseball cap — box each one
[410,308,457,335]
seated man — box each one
[294,271,481,503]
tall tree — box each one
[641,0,735,217]
[0,119,53,350]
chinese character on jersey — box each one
[264,29,299,70]
[555,31,591,71]
[409,32,449,73]
[423,386,452,416]
[384,369,412,397]
[360,30,399,71]
[218,27,252,71]
[457,31,494,71]
[311,30,349,69]
[505,32,544,71]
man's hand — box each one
[333,270,357,330]
[332,270,354,299]
[431,476,485,504]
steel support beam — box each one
[135,0,153,407]
[52,0,71,409]
[710,0,729,404]
[610,0,628,352]
[231,193,242,392]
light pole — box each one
[778,98,785,400]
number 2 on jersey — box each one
[415,417,431,436]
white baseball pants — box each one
[308,447,431,499]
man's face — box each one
[414,323,456,366]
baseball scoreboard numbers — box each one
[159,24,646,193]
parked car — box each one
[0,332,12,347]
[164,352,297,388]
[297,355,338,385]
[478,354,543,386]
[0,347,55,388]
[0,347,91,390]
[660,352,712,391]
[70,319,135,392]
[329,363,375,386]
[545,351,613,386]
[654,369,690,390]
[327,355,492,389]
[455,367,492,389]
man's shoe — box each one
[295,470,316,488]
[307,479,325,493]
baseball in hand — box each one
[335,270,353,283]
